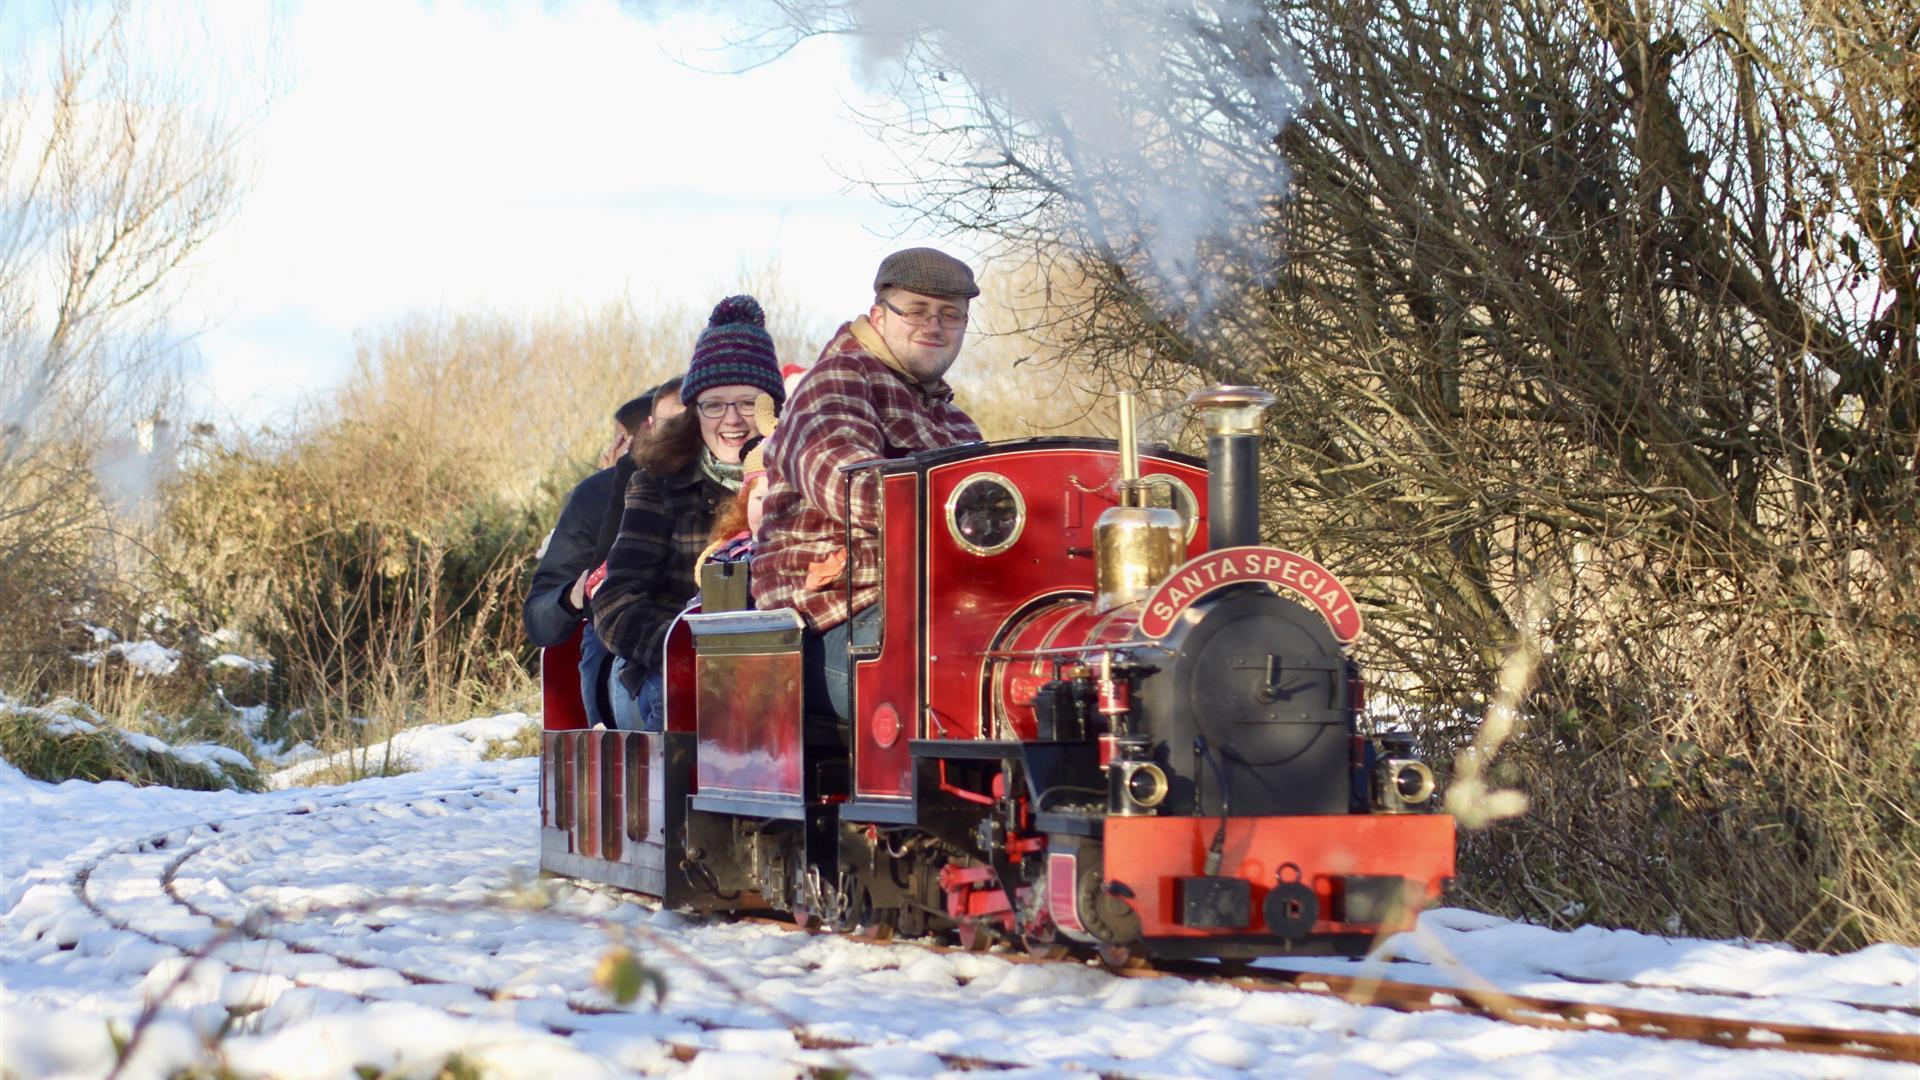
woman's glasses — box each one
[695,398,759,419]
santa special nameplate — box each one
[1138,545,1363,644]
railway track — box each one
[1163,960,1920,1064]
[60,784,1920,1076]
[725,912,1920,1066]
[68,786,1129,1078]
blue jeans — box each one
[577,621,614,729]
[807,605,880,720]
[610,659,664,732]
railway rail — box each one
[728,913,1920,1066]
[1163,960,1920,1064]
[69,788,1125,1078]
[64,788,1920,1076]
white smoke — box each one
[706,0,1307,322]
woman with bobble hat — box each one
[592,295,785,731]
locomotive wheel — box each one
[894,903,929,939]
[955,922,999,952]
[791,904,821,930]
[1096,942,1149,971]
[1021,919,1066,959]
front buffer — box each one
[1049,813,1456,960]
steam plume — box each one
[687,1,1307,323]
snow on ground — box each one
[2,721,1915,1079]
[269,712,538,787]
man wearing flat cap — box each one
[753,246,983,719]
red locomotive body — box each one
[541,391,1455,960]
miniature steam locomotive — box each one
[539,388,1453,960]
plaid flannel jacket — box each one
[591,460,728,687]
[751,321,981,630]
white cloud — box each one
[177,0,951,423]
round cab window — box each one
[947,473,1025,556]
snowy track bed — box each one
[3,755,1916,1078]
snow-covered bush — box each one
[0,697,265,792]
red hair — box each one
[707,482,754,545]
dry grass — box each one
[153,298,721,758]
[292,742,418,787]
[481,721,544,761]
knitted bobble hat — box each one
[681,295,786,407]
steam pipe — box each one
[1186,386,1276,550]
[1117,391,1140,487]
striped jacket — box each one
[592,460,729,689]
[751,319,981,631]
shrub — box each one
[0,698,265,792]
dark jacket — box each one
[592,459,730,687]
[522,465,618,647]
[592,456,636,567]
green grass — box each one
[0,699,265,792]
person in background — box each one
[646,377,687,428]
[594,297,786,731]
[523,391,656,729]
[597,393,649,468]
[588,376,683,577]
[570,377,683,727]
[752,247,983,720]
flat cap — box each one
[874,247,980,300]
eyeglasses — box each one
[879,297,969,329]
[694,398,759,419]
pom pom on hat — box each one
[707,294,766,329]
[682,294,784,406]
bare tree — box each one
[753,0,1918,946]
[0,0,259,669]
[1,0,254,450]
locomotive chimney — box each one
[1187,386,1276,549]
[1094,392,1185,612]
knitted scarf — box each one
[700,447,744,493]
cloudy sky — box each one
[164,0,945,425]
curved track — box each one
[69,783,1073,1078]
[53,773,1920,1078]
